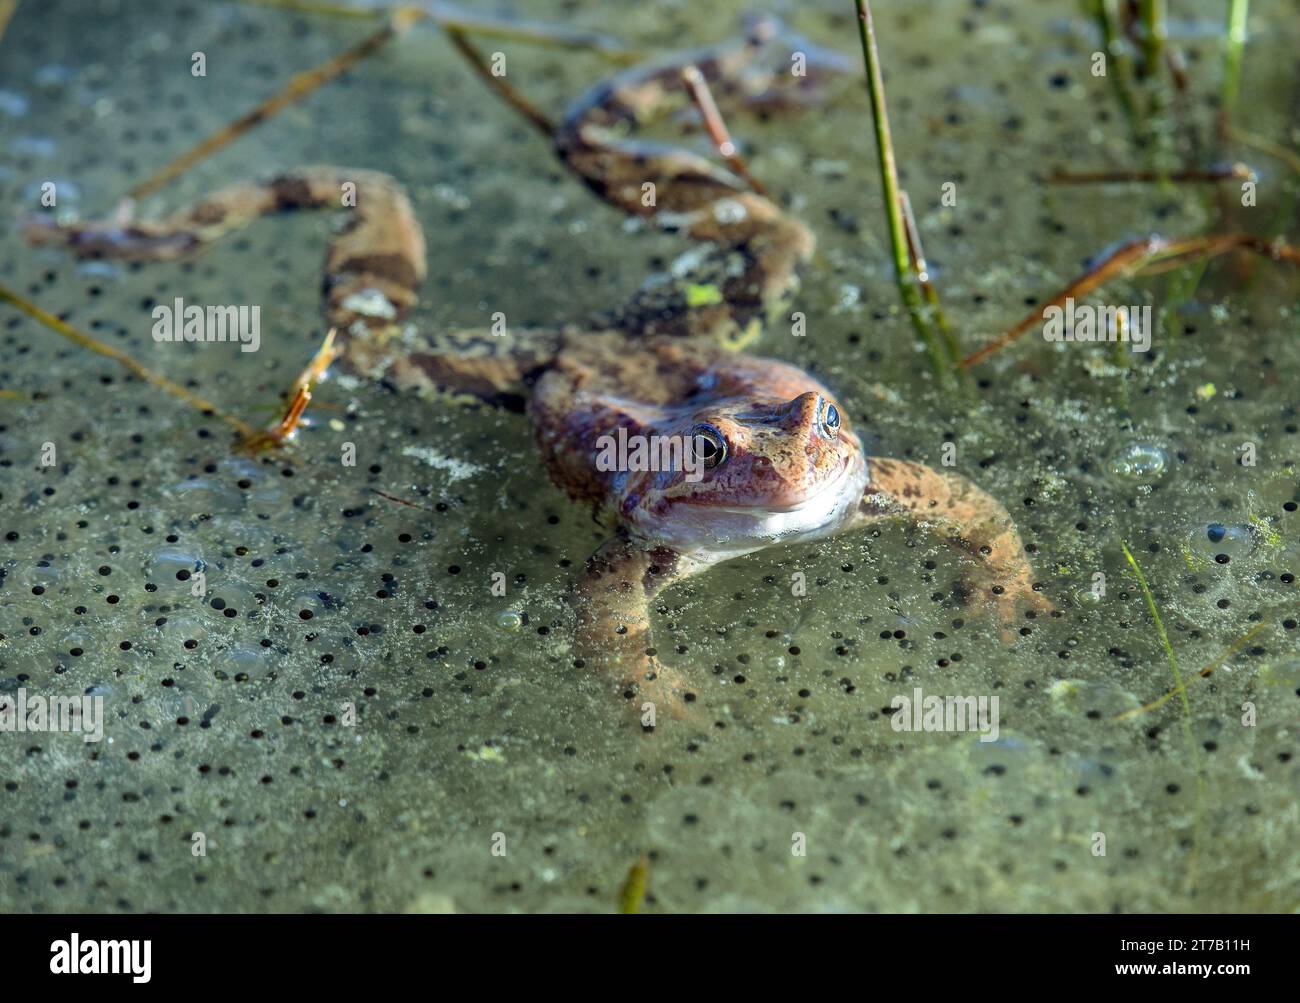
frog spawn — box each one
[0,0,1298,915]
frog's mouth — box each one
[651,453,869,549]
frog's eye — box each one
[818,400,842,439]
[690,424,729,470]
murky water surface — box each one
[0,0,1297,912]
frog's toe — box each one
[957,566,1054,642]
[991,580,1055,642]
[622,663,705,730]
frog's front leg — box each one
[850,458,1054,634]
[572,535,713,726]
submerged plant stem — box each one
[1228,126,1300,176]
[0,282,260,440]
[1139,0,1166,76]
[1115,619,1269,721]
[1121,543,1184,707]
[1047,163,1254,185]
[444,26,556,138]
[618,855,649,915]
[126,9,421,202]
[1089,0,1140,127]
[1121,542,1202,896]
[899,191,963,376]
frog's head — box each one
[622,389,869,553]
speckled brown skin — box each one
[24,19,1051,726]
[555,14,848,344]
[538,334,1049,721]
[25,167,427,347]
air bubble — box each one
[495,610,524,631]
[1109,442,1168,481]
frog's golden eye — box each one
[690,424,728,470]
[818,400,841,439]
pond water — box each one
[0,0,1296,912]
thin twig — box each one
[0,0,18,47]
[1121,541,1202,896]
[236,0,643,64]
[0,282,260,440]
[239,0,386,18]
[241,329,340,450]
[961,233,1300,369]
[126,8,422,202]
[680,65,767,197]
[370,488,436,513]
[1114,619,1270,721]
[443,26,555,139]
[1047,163,1255,185]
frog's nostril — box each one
[779,391,821,420]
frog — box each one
[25,14,1052,723]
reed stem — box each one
[1222,0,1250,110]
[852,0,951,383]
[1139,0,1166,76]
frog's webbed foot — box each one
[572,536,710,728]
[853,457,1055,639]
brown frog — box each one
[27,15,1052,722]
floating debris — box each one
[618,855,649,914]
[400,445,484,482]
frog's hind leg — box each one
[346,325,564,412]
[24,167,566,410]
[25,166,427,343]
[552,19,843,345]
